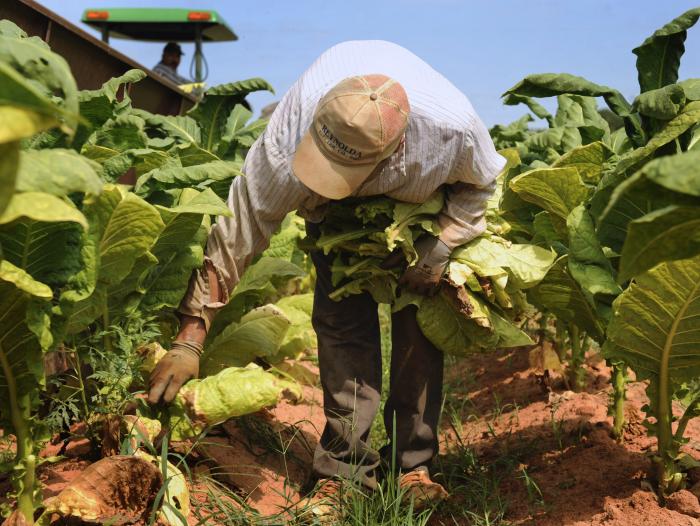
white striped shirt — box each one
[179,40,506,326]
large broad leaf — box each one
[603,254,700,387]
[73,70,147,148]
[200,305,291,375]
[272,293,316,360]
[632,7,700,94]
[643,148,700,196]
[16,149,102,196]
[0,192,87,229]
[206,257,306,343]
[566,205,622,298]
[134,160,242,198]
[0,142,18,216]
[137,188,231,313]
[528,256,605,342]
[502,93,553,124]
[504,73,643,145]
[633,84,686,120]
[61,187,164,333]
[0,260,52,433]
[597,151,700,251]
[451,237,555,289]
[135,109,202,146]
[614,101,700,174]
[0,192,86,289]
[172,364,300,439]
[508,167,589,225]
[552,142,614,184]
[415,290,532,356]
[0,62,63,140]
[188,78,274,152]
[618,206,700,282]
[0,32,78,134]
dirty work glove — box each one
[399,236,451,296]
[148,340,203,405]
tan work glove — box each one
[398,236,451,296]
[147,340,203,404]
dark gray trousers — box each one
[308,228,444,488]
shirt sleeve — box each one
[177,133,311,329]
[437,116,506,249]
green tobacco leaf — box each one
[136,110,202,145]
[552,142,615,184]
[263,213,306,261]
[0,34,78,134]
[188,78,274,152]
[502,93,553,123]
[61,187,164,333]
[16,149,102,196]
[73,70,147,148]
[603,253,700,386]
[633,84,686,120]
[614,101,700,174]
[416,291,531,355]
[134,160,241,198]
[679,79,700,101]
[618,206,700,282]
[174,365,299,438]
[452,237,555,289]
[643,149,700,196]
[0,192,87,229]
[200,305,291,375]
[273,293,316,360]
[216,104,252,156]
[509,167,589,220]
[0,192,86,287]
[529,256,605,342]
[138,188,231,312]
[0,260,52,433]
[598,151,700,251]
[415,292,483,355]
[0,142,18,216]
[632,7,700,93]
[206,257,306,343]
[567,205,622,297]
[504,73,642,140]
[84,114,148,153]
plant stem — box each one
[611,362,626,440]
[555,321,566,362]
[0,343,36,525]
[674,398,700,443]
[568,324,585,391]
[102,302,113,355]
[538,312,550,344]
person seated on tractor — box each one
[153,42,190,85]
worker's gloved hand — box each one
[147,340,203,405]
[399,236,451,296]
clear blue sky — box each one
[35,0,700,126]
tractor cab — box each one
[81,7,236,90]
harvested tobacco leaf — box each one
[42,455,162,525]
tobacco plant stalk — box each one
[0,343,37,525]
[610,361,626,440]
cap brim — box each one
[291,131,376,200]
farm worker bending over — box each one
[148,40,505,512]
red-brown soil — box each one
[433,347,700,526]
[5,354,700,525]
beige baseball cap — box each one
[292,74,410,200]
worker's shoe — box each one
[295,478,344,523]
[399,467,449,510]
